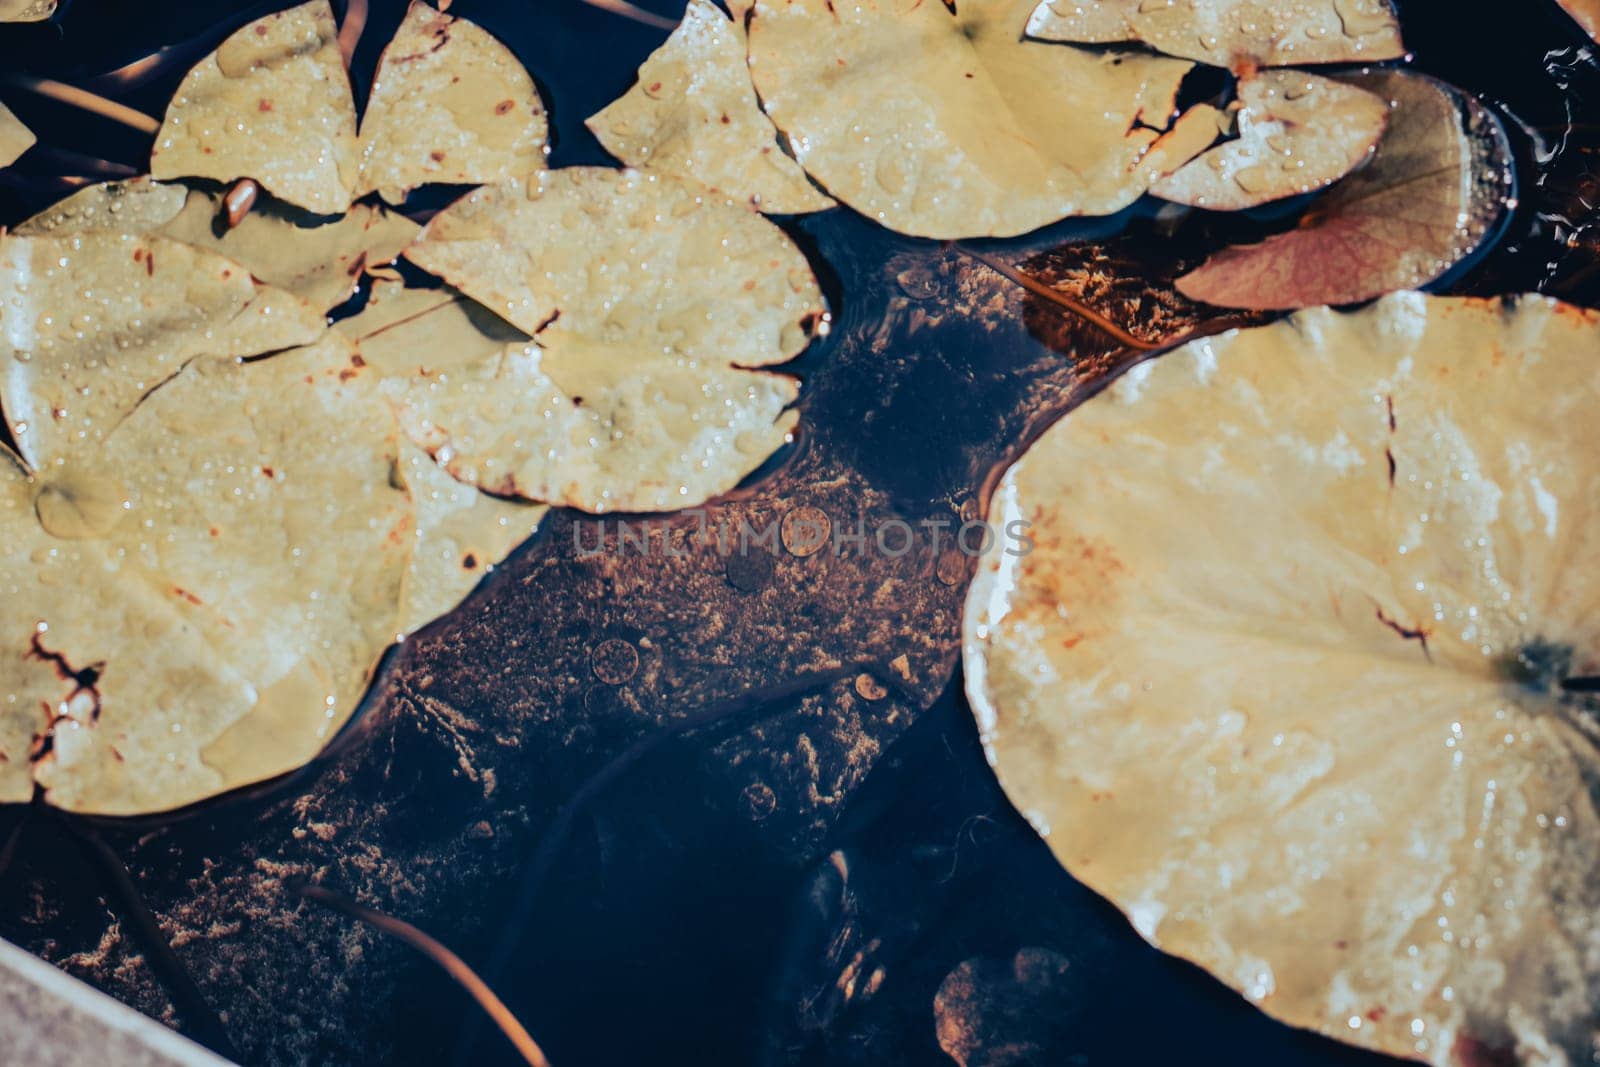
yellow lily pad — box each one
[966,293,1600,1066]
[152,0,360,216]
[1025,0,1405,68]
[0,232,327,472]
[3,336,410,815]
[587,0,834,214]
[1151,70,1389,211]
[357,1,549,204]
[745,0,1197,238]
[400,168,821,511]
[338,280,546,631]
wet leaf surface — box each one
[967,293,1600,1065]
[0,232,326,471]
[745,0,1198,238]
[1150,70,1389,211]
[1025,0,1405,68]
[2,335,412,815]
[357,0,549,203]
[1178,71,1516,310]
[587,0,833,215]
[400,167,824,511]
[151,1,360,215]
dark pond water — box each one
[0,2,1595,1066]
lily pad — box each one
[0,102,34,168]
[1025,0,1405,69]
[745,0,1198,238]
[160,189,419,313]
[1178,71,1515,310]
[20,179,419,314]
[587,0,834,214]
[0,232,327,472]
[400,167,821,511]
[0,0,53,22]
[357,1,549,204]
[1150,70,1389,211]
[965,292,1600,1066]
[3,336,410,815]
[152,0,360,216]
[337,279,546,632]
[394,439,545,636]
[14,177,190,236]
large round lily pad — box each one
[966,293,1600,1065]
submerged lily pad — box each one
[152,0,360,216]
[357,0,549,204]
[587,0,833,214]
[401,167,822,512]
[1178,71,1515,310]
[0,232,326,472]
[1151,70,1388,211]
[966,293,1600,1066]
[0,103,34,168]
[1026,0,1405,68]
[3,336,410,815]
[745,0,1198,238]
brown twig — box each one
[579,0,678,31]
[337,0,370,71]
[298,885,552,1067]
[954,243,1163,352]
[0,74,160,136]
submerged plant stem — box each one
[298,885,553,1067]
[0,75,160,136]
[580,0,678,31]
[954,244,1162,352]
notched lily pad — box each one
[0,232,327,472]
[3,336,411,815]
[400,167,822,512]
[1026,0,1405,68]
[966,293,1600,1066]
[152,0,360,216]
[0,102,35,169]
[357,0,549,204]
[1151,70,1388,211]
[588,0,834,215]
[1179,71,1516,309]
[746,0,1197,238]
